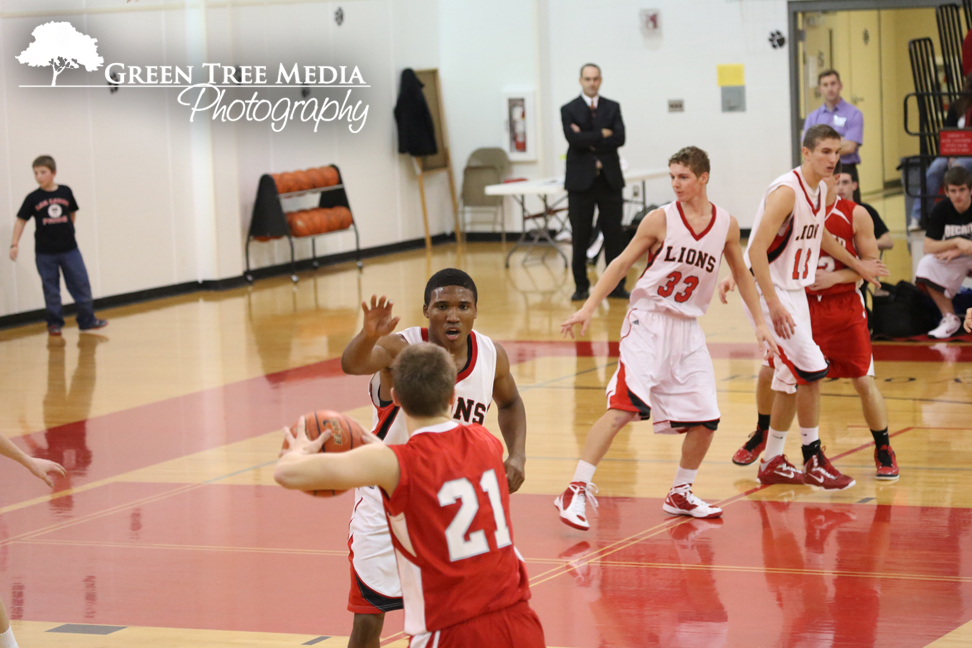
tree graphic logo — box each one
[16,22,104,86]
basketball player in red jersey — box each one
[723,166,899,480]
[276,344,545,648]
[741,125,886,491]
[554,146,778,530]
[339,269,527,648]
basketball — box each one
[305,167,327,188]
[320,165,340,187]
[281,410,366,497]
[291,170,311,192]
[278,172,297,193]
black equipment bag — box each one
[870,281,941,339]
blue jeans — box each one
[35,248,97,329]
[911,157,972,220]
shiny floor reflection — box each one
[0,242,969,648]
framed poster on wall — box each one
[503,90,536,162]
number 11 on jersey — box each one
[792,248,812,280]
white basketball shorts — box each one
[745,286,829,394]
[347,485,402,613]
[606,309,720,434]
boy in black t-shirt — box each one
[915,166,972,338]
[9,156,107,335]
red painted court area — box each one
[4,485,971,647]
[1,340,971,646]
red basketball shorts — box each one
[409,601,546,648]
[808,290,874,379]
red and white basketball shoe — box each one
[803,447,856,490]
[875,445,900,481]
[732,428,767,466]
[554,481,598,531]
[757,454,804,485]
[662,484,723,519]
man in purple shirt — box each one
[803,69,863,202]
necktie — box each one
[590,99,596,121]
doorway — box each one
[789,0,944,197]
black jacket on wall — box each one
[561,96,625,192]
[394,69,438,157]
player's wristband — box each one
[9,244,16,248]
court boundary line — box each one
[524,557,972,584]
[19,538,348,556]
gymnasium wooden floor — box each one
[2,222,971,646]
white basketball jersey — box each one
[744,168,827,290]
[368,327,497,446]
[629,201,730,318]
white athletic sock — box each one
[572,460,597,485]
[0,627,18,648]
[763,428,789,461]
[800,426,820,446]
[672,466,698,489]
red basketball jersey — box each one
[382,421,531,637]
[806,196,858,297]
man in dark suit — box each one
[562,63,627,301]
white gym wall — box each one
[0,0,794,319]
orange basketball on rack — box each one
[319,166,340,187]
[271,173,286,194]
[287,211,309,237]
[306,209,324,235]
[280,410,367,497]
[293,171,312,192]
[331,206,352,230]
[280,172,299,194]
[305,167,326,189]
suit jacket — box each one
[561,95,625,192]
[394,69,438,157]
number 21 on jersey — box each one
[438,469,512,562]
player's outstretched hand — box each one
[281,416,329,456]
[857,258,888,288]
[561,308,593,339]
[965,307,972,333]
[504,455,525,494]
[717,276,736,304]
[27,457,65,488]
[361,295,400,340]
[768,300,795,339]
[755,323,780,360]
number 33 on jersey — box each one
[630,201,731,318]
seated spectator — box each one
[836,171,893,251]
[909,73,972,230]
[916,166,972,338]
